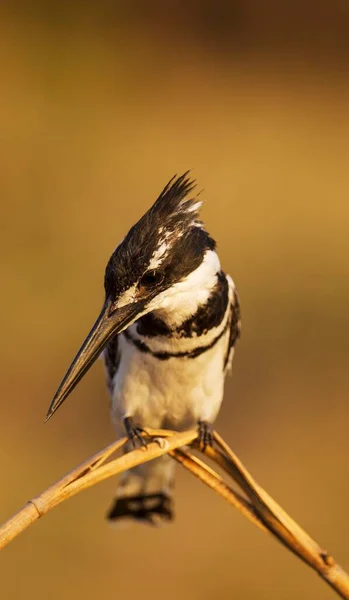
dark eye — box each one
[139,270,164,287]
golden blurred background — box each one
[1,1,349,598]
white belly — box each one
[110,331,228,435]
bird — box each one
[46,172,241,526]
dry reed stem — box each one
[208,432,349,599]
[170,448,267,532]
[0,429,196,551]
[0,428,348,600]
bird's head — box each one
[46,173,217,420]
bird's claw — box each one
[124,417,149,449]
[197,421,214,451]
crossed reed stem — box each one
[0,428,348,599]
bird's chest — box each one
[110,329,227,431]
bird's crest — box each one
[149,171,202,230]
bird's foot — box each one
[197,421,214,451]
[124,417,149,449]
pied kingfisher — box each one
[46,173,241,525]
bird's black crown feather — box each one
[104,173,215,299]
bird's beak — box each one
[45,297,145,421]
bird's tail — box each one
[106,455,175,526]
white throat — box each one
[149,250,221,328]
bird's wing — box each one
[224,280,241,373]
[104,336,121,394]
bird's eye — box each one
[139,270,164,287]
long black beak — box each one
[45,298,145,422]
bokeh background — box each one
[1,1,349,598]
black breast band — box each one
[123,318,230,361]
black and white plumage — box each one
[46,173,241,526]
